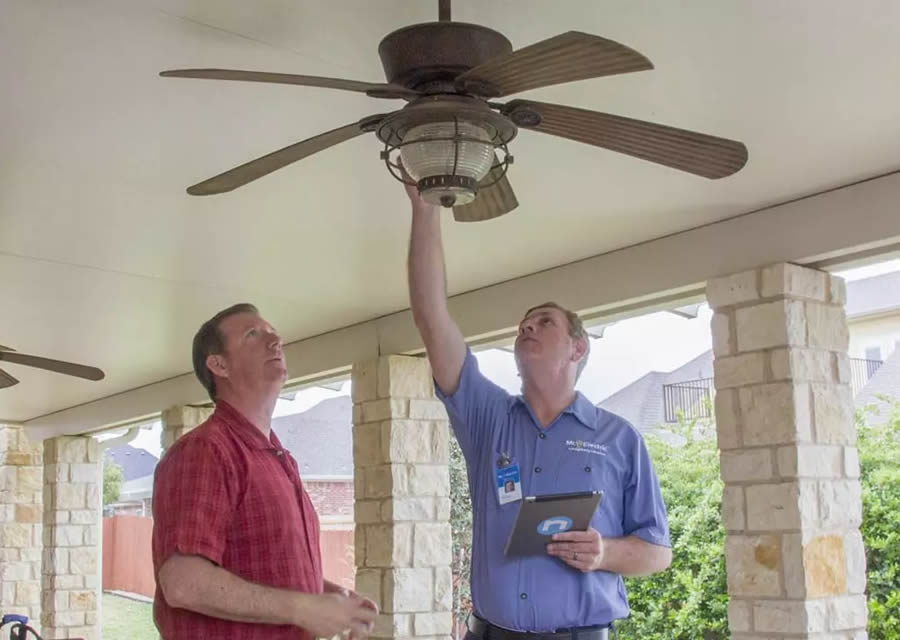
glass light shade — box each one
[399,120,494,206]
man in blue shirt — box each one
[404,184,672,638]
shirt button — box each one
[585,466,591,472]
[535,467,542,473]
[539,433,546,439]
[520,593,528,600]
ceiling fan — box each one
[0,345,105,389]
[161,0,748,222]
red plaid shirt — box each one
[152,400,323,640]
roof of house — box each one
[856,350,900,425]
[105,445,159,482]
[597,272,900,433]
[846,271,900,319]
[598,350,714,432]
[273,396,353,477]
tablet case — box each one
[504,490,604,556]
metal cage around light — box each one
[375,96,517,207]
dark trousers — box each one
[463,621,617,640]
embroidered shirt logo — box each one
[566,440,608,456]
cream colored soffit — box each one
[25,170,900,439]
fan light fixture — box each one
[376,96,517,208]
[398,120,494,207]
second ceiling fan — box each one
[0,345,104,389]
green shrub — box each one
[450,436,473,637]
[858,397,900,638]
[618,416,728,640]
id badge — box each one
[496,463,523,505]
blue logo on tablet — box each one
[537,516,572,535]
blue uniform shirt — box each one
[436,350,670,631]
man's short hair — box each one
[523,301,591,380]
[192,303,259,401]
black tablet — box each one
[504,490,604,556]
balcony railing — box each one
[663,377,714,423]
[850,357,883,396]
[661,358,883,424]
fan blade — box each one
[187,116,387,195]
[456,32,652,97]
[453,158,518,222]
[0,367,19,388]
[0,352,104,381]
[160,69,418,99]
[505,100,748,179]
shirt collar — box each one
[566,392,598,430]
[512,392,597,431]
[215,400,280,450]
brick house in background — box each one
[271,397,356,588]
[104,400,356,523]
[273,397,354,524]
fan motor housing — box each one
[378,22,512,92]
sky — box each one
[124,258,900,459]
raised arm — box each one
[405,184,467,395]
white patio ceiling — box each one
[2,0,900,426]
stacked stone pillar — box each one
[708,263,868,639]
[351,355,453,640]
[42,436,102,640]
[0,425,44,626]
[161,405,213,453]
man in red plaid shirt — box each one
[152,303,377,640]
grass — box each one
[101,593,158,640]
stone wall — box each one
[708,263,868,639]
[352,355,453,640]
[161,405,213,452]
[42,436,102,640]
[0,424,43,627]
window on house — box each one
[865,346,882,362]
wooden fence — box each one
[102,516,355,598]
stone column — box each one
[0,425,43,626]
[42,436,102,640]
[352,356,453,640]
[708,263,868,640]
[160,405,213,452]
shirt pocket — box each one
[553,449,624,536]
[553,449,600,494]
